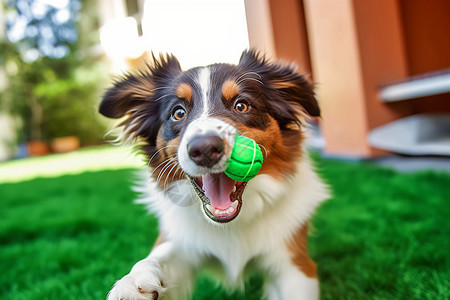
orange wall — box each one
[268,0,311,75]
[246,0,449,157]
[352,0,413,130]
[400,0,450,75]
[244,0,276,58]
[399,0,450,114]
[303,0,412,157]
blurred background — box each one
[0,0,449,162]
[0,0,449,299]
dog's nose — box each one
[188,135,225,168]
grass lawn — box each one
[1,147,449,299]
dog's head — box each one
[100,50,319,223]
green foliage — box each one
[4,0,81,59]
[34,59,108,145]
[0,0,108,146]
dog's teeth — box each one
[231,200,238,209]
[206,204,215,214]
[233,186,237,193]
[209,202,238,216]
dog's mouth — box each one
[189,173,247,223]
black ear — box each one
[99,74,153,118]
[239,50,320,123]
[99,54,182,119]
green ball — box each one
[225,135,263,182]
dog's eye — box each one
[172,107,186,121]
[234,100,250,113]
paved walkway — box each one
[373,155,450,173]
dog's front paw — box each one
[107,261,167,300]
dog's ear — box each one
[239,50,320,128]
[99,54,182,118]
[99,73,153,119]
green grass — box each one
[1,148,449,299]
[310,155,450,299]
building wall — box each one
[246,0,450,157]
[399,0,450,114]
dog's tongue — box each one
[202,173,235,209]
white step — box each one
[368,114,450,156]
[379,69,450,102]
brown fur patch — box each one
[287,223,317,278]
[222,80,240,101]
[271,80,298,90]
[117,76,155,102]
[233,116,304,181]
[135,76,156,98]
[176,83,193,101]
[109,77,155,117]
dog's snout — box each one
[187,135,225,168]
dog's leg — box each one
[262,223,320,300]
[107,239,194,300]
[264,265,319,300]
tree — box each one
[5,0,81,61]
[0,0,108,147]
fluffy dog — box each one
[99,50,329,300]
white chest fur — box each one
[136,156,329,285]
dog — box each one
[99,50,329,300]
